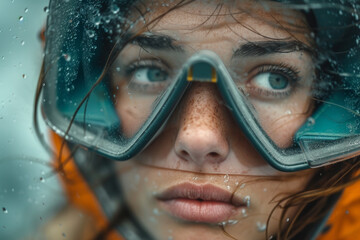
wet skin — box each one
[113,1,316,239]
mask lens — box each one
[42,0,360,175]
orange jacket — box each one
[51,132,360,240]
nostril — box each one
[181,150,190,158]
[207,152,220,158]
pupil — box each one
[147,68,167,82]
[269,73,288,89]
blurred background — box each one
[0,0,65,239]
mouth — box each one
[156,183,245,223]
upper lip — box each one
[156,183,244,207]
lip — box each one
[156,183,245,223]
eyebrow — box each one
[130,33,185,52]
[233,41,314,58]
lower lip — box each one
[159,199,241,223]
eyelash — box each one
[125,59,169,75]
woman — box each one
[35,0,360,239]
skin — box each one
[112,1,317,239]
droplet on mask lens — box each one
[18,16,24,22]
[256,222,267,232]
[286,217,290,222]
[24,8,28,13]
[2,208,8,214]
[22,74,26,79]
[240,183,245,189]
[226,185,231,190]
[110,4,120,14]
[43,6,49,13]
[285,110,292,115]
[40,177,45,183]
[306,117,315,126]
[93,16,101,26]
[21,40,25,46]
[244,196,251,208]
[86,30,95,38]
[116,67,121,72]
[62,54,71,62]
[62,232,66,237]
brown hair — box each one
[34,1,360,239]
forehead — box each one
[138,0,310,42]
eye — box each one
[245,65,300,99]
[252,72,290,91]
[122,60,172,94]
[134,67,169,83]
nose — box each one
[174,83,230,167]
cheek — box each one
[254,93,313,148]
[115,91,154,137]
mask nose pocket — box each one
[187,62,217,83]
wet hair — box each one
[34,0,360,239]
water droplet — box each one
[192,176,198,181]
[240,183,246,189]
[22,74,27,79]
[223,174,230,183]
[2,207,8,214]
[1,56,5,60]
[86,30,95,38]
[44,6,49,13]
[286,217,290,222]
[19,16,24,22]
[306,117,315,126]
[263,188,267,192]
[116,67,121,72]
[227,219,238,225]
[244,195,251,208]
[153,208,160,215]
[226,185,231,190]
[40,177,45,183]
[285,110,292,115]
[93,16,101,26]
[62,54,71,62]
[110,4,120,14]
[241,208,247,217]
[21,40,25,46]
[256,221,266,232]
[24,8,28,13]
[62,232,66,237]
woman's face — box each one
[114,1,316,239]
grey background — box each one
[0,0,64,239]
